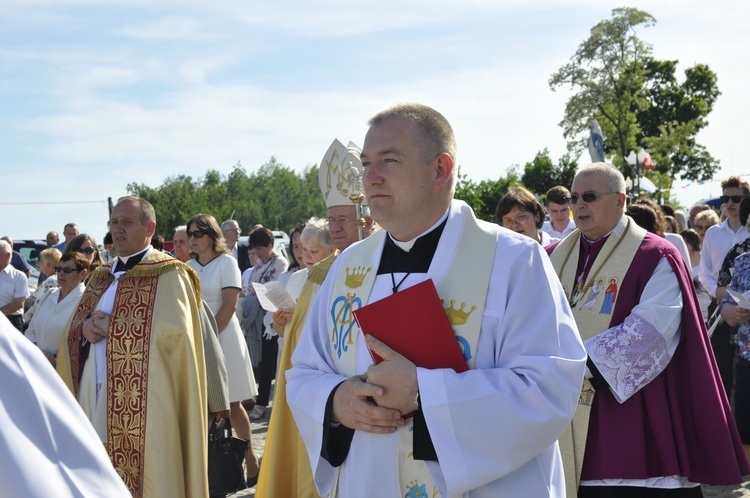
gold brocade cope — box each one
[255,253,338,498]
[549,217,645,496]
[57,252,208,498]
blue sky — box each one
[2,0,748,240]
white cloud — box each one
[119,16,203,40]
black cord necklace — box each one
[386,242,435,294]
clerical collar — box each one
[387,208,450,252]
[581,215,628,244]
[112,246,151,274]
[377,211,449,289]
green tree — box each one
[455,168,520,221]
[550,7,654,168]
[637,59,720,181]
[549,7,720,184]
[520,149,577,195]
[127,158,327,238]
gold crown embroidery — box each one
[345,266,371,288]
[442,299,476,326]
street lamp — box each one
[625,148,653,199]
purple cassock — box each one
[548,232,750,484]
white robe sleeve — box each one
[585,257,682,403]
[0,316,131,497]
[699,228,719,298]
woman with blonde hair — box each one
[24,247,62,324]
[185,213,260,487]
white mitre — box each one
[318,139,365,208]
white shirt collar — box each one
[388,207,450,252]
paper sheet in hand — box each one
[726,289,750,309]
[252,281,296,313]
[352,279,468,372]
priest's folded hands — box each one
[332,335,418,433]
[82,310,110,344]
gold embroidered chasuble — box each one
[257,253,338,498]
[326,208,498,497]
[549,217,645,496]
[57,251,208,498]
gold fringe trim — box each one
[91,257,202,304]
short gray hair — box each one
[116,196,156,224]
[221,219,239,231]
[368,103,457,193]
[0,240,11,255]
[300,217,333,250]
[174,225,187,234]
[575,163,626,194]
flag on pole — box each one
[588,119,605,163]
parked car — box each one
[12,239,46,289]
[237,230,291,262]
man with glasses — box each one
[542,185,576,239]
[257,138,375,497]
[222,219,249,271]
[0,239,29,332]
[548,163,748,497]
[57,196,209,497]
[46,231,60,248]
[700,176,750,397]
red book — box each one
[353,279,468,373]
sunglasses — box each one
[720,195,745,204]
[55,266,81,274]
[187,230,207,239]
[76,246,96,255]
[694,224,712,231]
[570,191,620,204]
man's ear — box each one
[146,221,157,238]
[433,152,454,190]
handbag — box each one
[208,418,249,497]
[706,304,724,338]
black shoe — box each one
[245,474,258,488]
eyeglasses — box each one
[327,217,352,227]
[76,246,96,255]
[501,212,533,228]
[223,228,241,234]
[55,266,81,274]
[187,230,207,239]
[570,191,620,204]
[720,195,745,204]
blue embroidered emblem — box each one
[456,335,472,362]
[330,292,362,358]
[405,481,427,498]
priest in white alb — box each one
[287,103,587,497]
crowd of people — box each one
[2,102,750,498]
